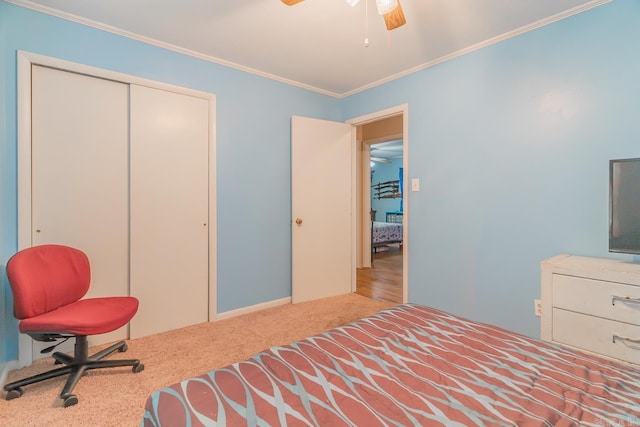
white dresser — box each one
[541,254,640,366]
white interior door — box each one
[129,84,210,339]
[292,116,353,303]
[31,65,129,355]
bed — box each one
[372,221,403,251]
[141,304,640,426]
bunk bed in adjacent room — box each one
[371,176,403,256]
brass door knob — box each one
[295,218,303,225]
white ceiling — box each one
[371,140,403,162]
[13,0,607,97]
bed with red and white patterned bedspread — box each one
[141,304,640,426]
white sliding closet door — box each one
[31,65,129,353]
[129,85,210,339]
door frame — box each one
[346,104,409,304]
[16,50,218,366]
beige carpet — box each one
[0,294,395,427]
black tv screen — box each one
[610,158,640,254]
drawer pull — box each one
[612,334,640,345]
[611,295,640,306]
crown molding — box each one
[5,0,341,97]
[7,0,612,99]
[339,0,613,98]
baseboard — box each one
[215,297,291,321]
[0,360,20,388]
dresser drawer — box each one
[552,308,640,364]
[552,274,640,324]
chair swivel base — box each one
[3,335,143,407]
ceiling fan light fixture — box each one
[376,0,398,15]
[345,0,361,6]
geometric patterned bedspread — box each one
[141,304,640,426]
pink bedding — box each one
[142,304,640,426]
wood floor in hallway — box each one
[356,244,403,303]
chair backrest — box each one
[6,244,91,320]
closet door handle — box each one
[295,218,303,225]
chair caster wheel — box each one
[119,343,128,352]
[133,362,144,373]
[62,394,78,407]
[5,388,23,400]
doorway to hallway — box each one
[350,108,407,305]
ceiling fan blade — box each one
[281,0,304,5]
[383,1,406,30]
[371,157,392,164]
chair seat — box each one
[19,297,139,336]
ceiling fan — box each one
[370,140,403,164]
[281,0,406,31]
[371,157,392,164]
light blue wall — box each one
[343,0,640,338]
[0,1,341,365]
[371,159,403,219]
[0,1,10,374]
[2,0,640,372]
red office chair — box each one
[3,244,143,407]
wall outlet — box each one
[534,299,542,317]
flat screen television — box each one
[609,158,640,254]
